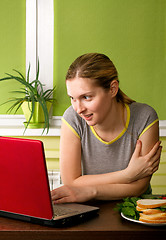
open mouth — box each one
[81,113,93,121]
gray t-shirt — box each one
[62,102,158,175]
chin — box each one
[86,121,96,126]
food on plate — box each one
[136,199,166,223]
[115,197,141,220]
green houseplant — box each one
[0,61,55,133]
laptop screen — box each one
[0,137,53,219]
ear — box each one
[110,80,119,97]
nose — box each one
[73,100,86,114]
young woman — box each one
[51,53,162,203]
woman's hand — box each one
[51,185,96,204]
[50,140,162,204]
[126,140,162,182]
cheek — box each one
[93,96,111,114]
[89,100,103,112]
[71,101,76,111]
[72,105,76,112]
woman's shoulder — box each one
[63,105,82,123]
[128,102,159,137]
[63,105,75,118]
[62,106,86,135]
[129,102,158,129]
[129,102,158,116]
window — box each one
[26,0,54,89]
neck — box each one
[93,101,126,141]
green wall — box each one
[0,0,165,119]
[54,0,166,119]
[0,0,26,114]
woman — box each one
[51,53,162,203]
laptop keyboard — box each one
[53,204,79,217]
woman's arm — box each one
[95,119,161,199]
[60,121,161,186]
[51,121,161,203]
[60,121,82,184]
[51,179,149,203]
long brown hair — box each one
[66,53,135,105]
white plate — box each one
[121,212,166,227]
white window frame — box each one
[0,0,60,136]
[26,0,54,89]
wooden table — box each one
[0,200,165,240]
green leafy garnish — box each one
[156,205,166,212]
[114,197,141,220]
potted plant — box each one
[0,61,55,134]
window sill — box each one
[0,115,61,136]
[0,116,166,137]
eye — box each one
[69,96,76,102]
[83,95,91,100]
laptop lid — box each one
[0,136,53,220]
[0,136,99,226]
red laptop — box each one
[0,136,99,226]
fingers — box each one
[51,185,76,204]
[133,140,142,157]
[145,144,162,175]
[146,141,162,159]
[148,145,162,165]
[152,166,160,174]
[151,146,162,171]
[53,196,72,204]
[51,186,67,202]
[51,190,67,204]
[154,146,162,162]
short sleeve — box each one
[130,103,159,137]
[62,106,84,138]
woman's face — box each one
[66,77,114,126]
